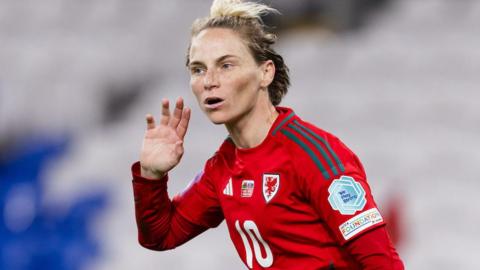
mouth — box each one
[204,97,225,109]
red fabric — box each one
[346,226,405,269]
[132,107,404,269]
[384,195,404,247]
[132,162,211,250]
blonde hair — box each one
[187,0,290,106]
[209,0,277,21]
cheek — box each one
[229,71,261,96]
[190,78,202,99]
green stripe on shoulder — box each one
[293,120,345,173]
[272,112,295,135]
[288,123,339,175]
[280,129,330,180]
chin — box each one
[205,110,230,125]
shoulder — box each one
[181,138,234,194]
[274,112,363,182]
[204,136,236,172]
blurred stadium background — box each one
[1,0,479,269]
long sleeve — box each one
[291,119,404,267]
[345,226,405,269]
[131,161,223,251]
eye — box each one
[190,66,205,75]
[221,63,233,70]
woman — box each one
[132,0,404,269]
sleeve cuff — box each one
[131,161,169,184]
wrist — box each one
[140,166,166,180]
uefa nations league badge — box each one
[327,176,366,215]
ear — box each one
[259,60,275,89]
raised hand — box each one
[140,97,191,179]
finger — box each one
[177,107,191,140]
[160,98,170,126]
[145,114,155,130]
[169,97,184,128]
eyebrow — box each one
[188,54,239,67]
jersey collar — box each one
[221,106,297,155]
[270,107,296,136]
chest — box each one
[215,150,319,237]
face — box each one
[188,27,273,125]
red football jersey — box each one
[132,107,403,269]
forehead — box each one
[189,28,252,63]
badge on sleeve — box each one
[327,176,366,215]
[339,208,383,240]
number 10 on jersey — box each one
[235,220,273,268]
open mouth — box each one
[204,97,224,108]
[205,97,223,105]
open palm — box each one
[140,98,191,179]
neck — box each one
[226,102,279,149]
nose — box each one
[204,69,219,91]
